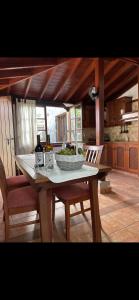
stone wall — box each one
[82,127,96,143]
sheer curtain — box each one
[15,99,36,154]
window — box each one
[47,107,67,143]
[69,105,82,142]
[36,107,46,142]
[35,105,82,144]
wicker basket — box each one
[55,154,85,171]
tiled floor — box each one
[1,169,139,242]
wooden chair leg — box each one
[65,202,70,241]
[80,201,85,215]
[52,194,56,223]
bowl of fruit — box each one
[55,147,85,171]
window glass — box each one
[46,107,66,143]
[69,105,82,142]
[36,107,46,142]
[37,131,46,142]
[36,119,45,131]
[36,107,44,118]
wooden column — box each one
[95,58,104,145]
[138,71,139,143]
[138,70,139,177]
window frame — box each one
[69,103,82,143]
[36,105,47,143]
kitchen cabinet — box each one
[103,142,139,174]
[113,143,125,170]
[105,96,132,127]
[101,143,113,166]
[106,143,113,167]
[125,143,139,174]
[82,103,95,128]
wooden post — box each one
[138,71,139,143]
[138,71,139,177]
[95,58,104,145]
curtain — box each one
[15,99,36,154]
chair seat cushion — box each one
[54,183,89,203]
[7,186,38,210]
[6,175,30,190]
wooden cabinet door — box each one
[114,143,125,170]
[0,96,15,176]
[106,97,132,127]
[102,142,139,174]
[125,144,139,174]
[101,144,107,164]
[107,144,113,167]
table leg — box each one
[39,188,53,242]
[89,177,102,242]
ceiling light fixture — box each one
[88,86,99,101]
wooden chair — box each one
[0,157,40,241]
[0,157,30,191]
[52,145,103,241]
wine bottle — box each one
[45,134,53,168]
[46,134,53,151]
[35,135,44,167]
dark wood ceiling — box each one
[0,57,138,105]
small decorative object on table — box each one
[55,148,85,170]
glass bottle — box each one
[45,134,54,168]
[35,135,44,167]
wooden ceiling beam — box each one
[121,57,139,65]
[105,64,136,89]
[39,68,57,100]
[0,76,27,85]
[65,60,96,102]
[11,94,72,108]
[0,67,51,79]
[105,68,138,100]
[0,85,8,89]
[104,59,120,76]
[54,58,82,100]
[24,78,32,99]
[106,78,138,102]
[0,59,73,92]
[0,66,53,91]
[0,57,70,70]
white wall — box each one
[120,84,138,100]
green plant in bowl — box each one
[57,148,84,155]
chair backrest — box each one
[84,145,104,164]
[0,157,8,206]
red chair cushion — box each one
[54,183,89,203]
[7,186,38,210]
[6,175,30,190]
